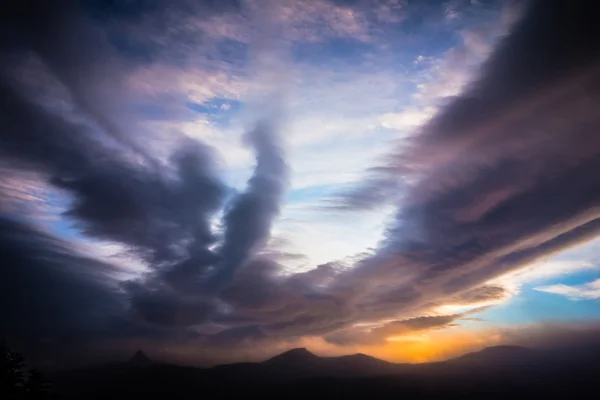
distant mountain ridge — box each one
[62,344,571,378]
[212,347,402,381]
[52,343,600,398]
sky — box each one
[1,0,600,368]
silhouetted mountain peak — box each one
[265,348,319,364]
[129,350,152,366]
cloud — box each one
[0,0,228,330]
[121,114,290,325]
[372,0,406,24]
[535,279,600,300]
[438,258,600,310]
[196,0,600,349]
[270,0,371,42]
[324,309,483,346]
[125,280,215,326]
[450,285,510,305]
[0,217,132,357]
[335,11,510,211]
[215,258,348,338]
[94,0,378,59]
[0,62,225,266]
[490,259,598,287]
[1,0,161,161]
[0,170,67,221]
[2,0,600,367]
[206,325,267,347]
[326,0,600,320]
[379,107,437,130]
[127,64,249,104]
[208,119,289,290]
[0,0,293,336]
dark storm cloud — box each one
[125,281,214,327]
[0,217,124,351]
[214,259,353,338]
[122,117,290,324]
[0,0,291,334]
[60,140,223,264]
[0,0,155,159]
[0,0,228,333]
[0,64,223,265]
[208,119,289,290]
[0,0,294,338]
[0,218,194,366]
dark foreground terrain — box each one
[48,344,600,399]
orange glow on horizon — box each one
[300,327,507,364]
[368,329,506,363]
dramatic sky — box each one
[2,0,600,367]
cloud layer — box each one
[1,0,599,366]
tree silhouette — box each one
[1,337,26,398]
[1,338,53,399]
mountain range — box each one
[51,344,600,399]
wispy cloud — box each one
[536,279,600,300]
